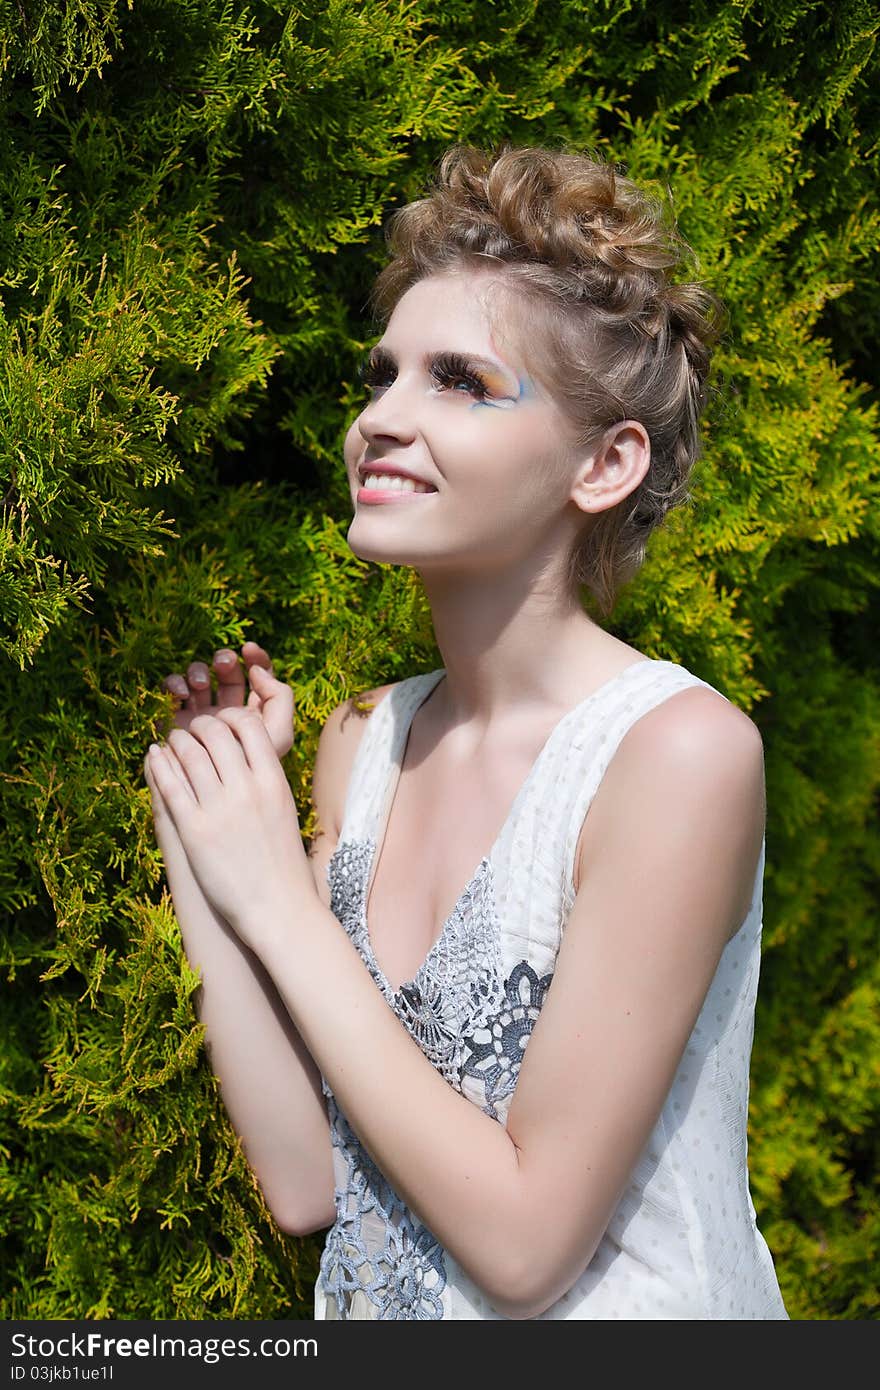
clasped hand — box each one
[144,644,313,949]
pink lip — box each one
[356,484,437,505]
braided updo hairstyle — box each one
[369,143,723,620]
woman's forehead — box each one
[388,269,534,361]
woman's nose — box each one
[356,380,418,446]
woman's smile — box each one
[357,477,439,503]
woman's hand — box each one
[146,707,313,949]
[162,641,294,758]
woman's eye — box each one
[432,366,489,400]
[359,363,393,393]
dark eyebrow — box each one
[363,344,520,391]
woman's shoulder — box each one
[308,678,405,844]
[313,678,398,782]
[606,667,764,787]
[318,664,442,754]
[644,665,764,747]
[574,671,765,930]
[306,679,402,899]
[348,680,399,716]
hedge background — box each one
[1,0,878,1320]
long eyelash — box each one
[431,352,490,398]
[357,351,491,398]
[357,357,390,388]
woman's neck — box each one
[420,568,636,729]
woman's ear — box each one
[569,421,652,518]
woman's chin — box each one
[346,530,415,566]
[346,517,422,562]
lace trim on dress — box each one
[318,836,553,1319]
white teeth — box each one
[362,472,433,494]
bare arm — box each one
[239,685,766,1314]
[146,646,385,1235]
[146,766,335,1234]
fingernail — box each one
[216,650,235,663]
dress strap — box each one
[490,660,719,980]
[336,670,445,847]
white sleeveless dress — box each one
[313,657,788,1320]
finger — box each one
[246,664,294,754]
[242,641,274,676]
[186,660,213,713]
[186,713,252,788]
[214,705,281,776]
[144,753,186,839]
[160,673,193,731]
[144,750,168,809]
[147,743,199,825]
[159,739,199,803]
[213,648,247,710]
[162,673,190,705]
[167,725,226,801]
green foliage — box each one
[1,0,878,1319]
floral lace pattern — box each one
[460,960,553,1121]
[318,1097,447,1320]
[318,836,554,1320]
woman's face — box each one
[343,269,588,580]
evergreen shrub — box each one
[1,0,878,1320]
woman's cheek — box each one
[343,419,363,470]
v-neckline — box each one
[362,657,654,997]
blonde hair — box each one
[370,142,723,618]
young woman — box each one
[145,143,788,1320]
